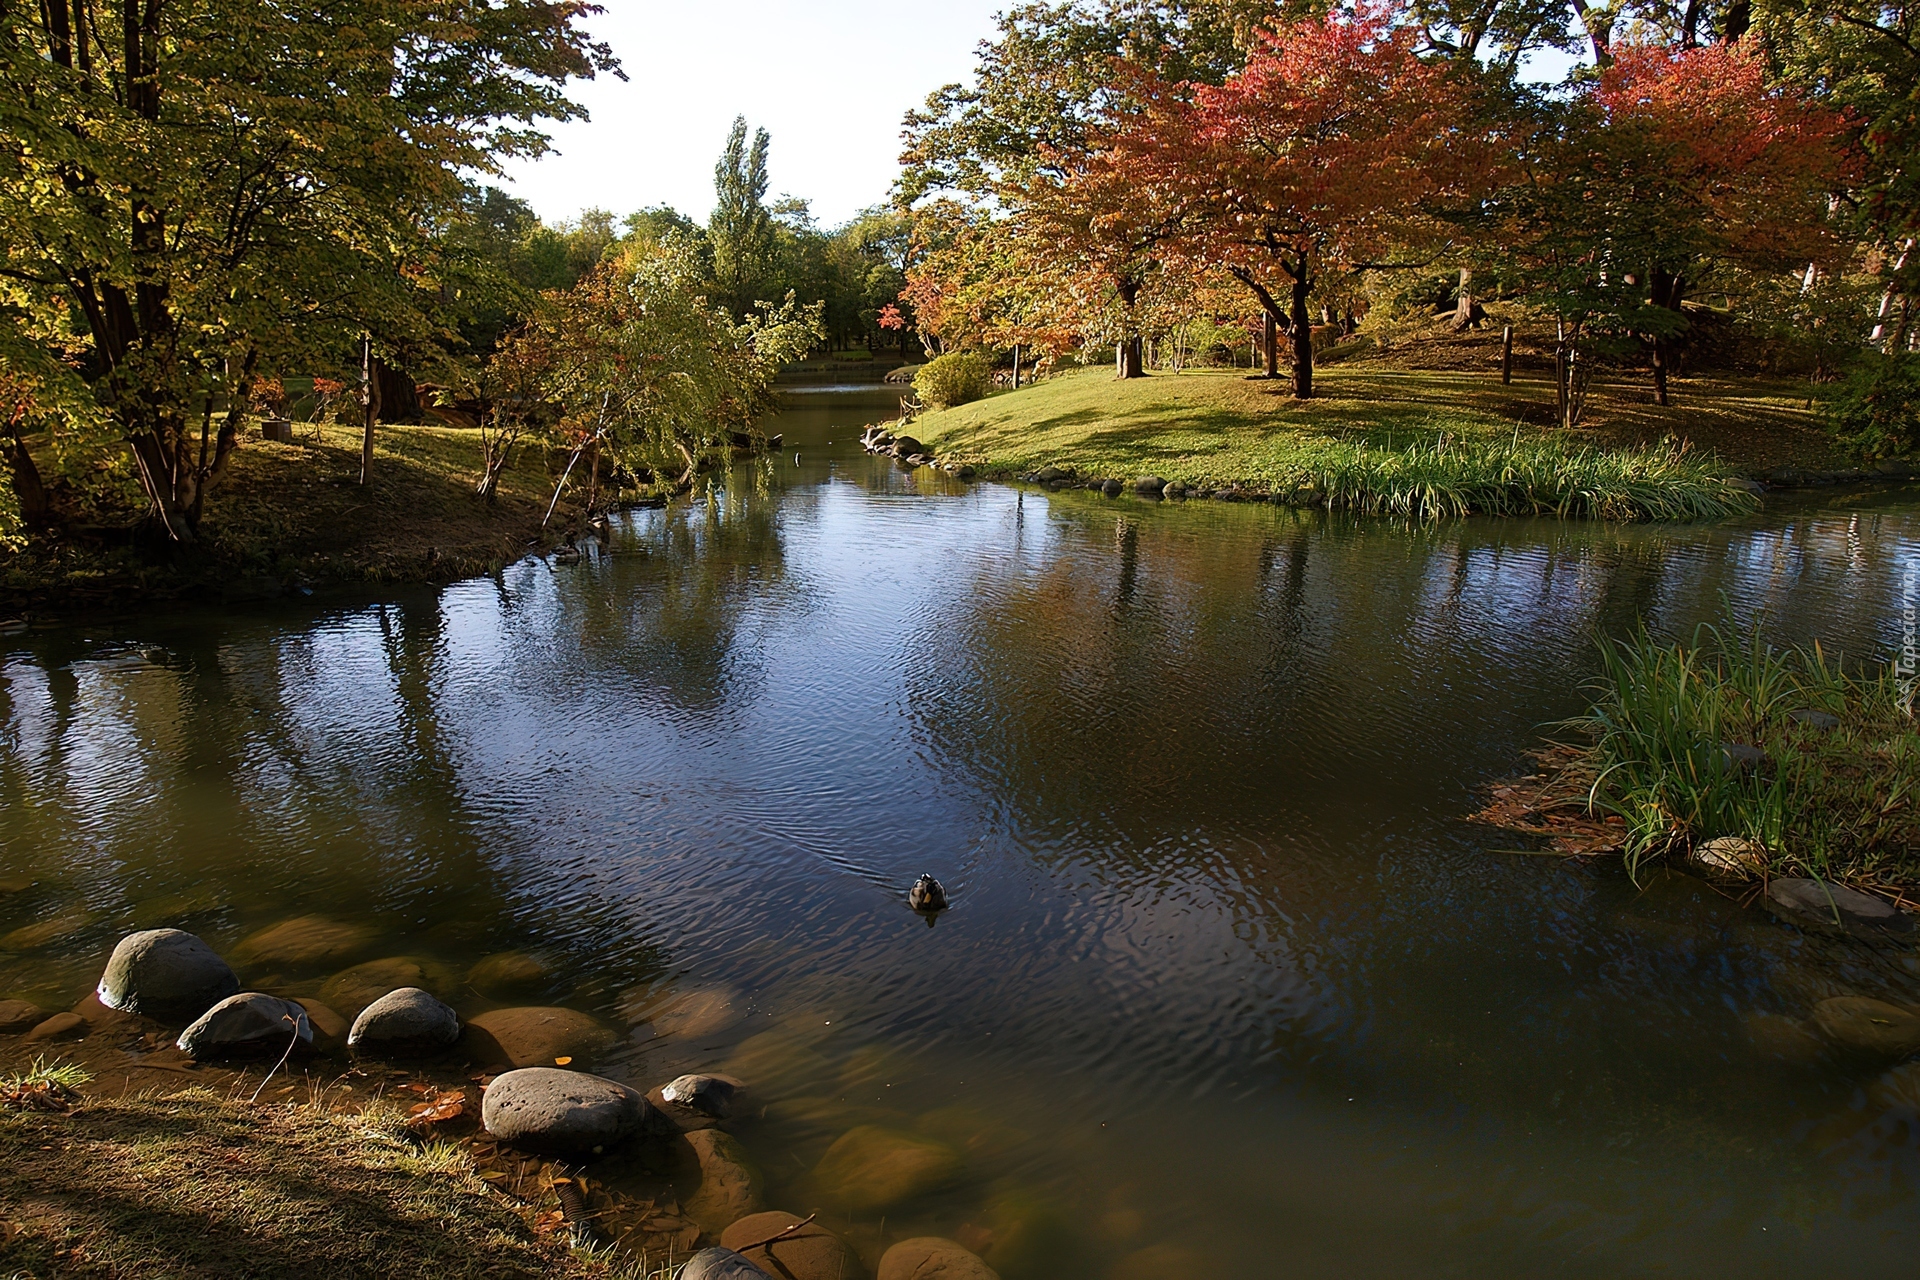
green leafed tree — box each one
[710,117,777,319]
[0,0,619,540]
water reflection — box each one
[2,389,1920,1277]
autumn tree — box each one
[1500,38,1851,411]
[1112,8,1499,397]
[0,0,618,541]
[509,239,822,504]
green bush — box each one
[1823,353,1920,461]
[913,352,993,410]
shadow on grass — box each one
[0,1089,590,1279]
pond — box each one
[5,382,1920,1278]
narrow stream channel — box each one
[5,381,1920,1277]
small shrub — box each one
[913,352,993,411]
[1823,353,1920,461]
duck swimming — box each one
[908,874,948,913]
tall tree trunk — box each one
[1451,267,1476,330]
[1289,269,1314,400]
[1647,269,1685,407]
[1115,282,1146,379]
[7,434,50,527]
[359,335,381,486]
[1264,312,1279,378]
[374,357,420,422]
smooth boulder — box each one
[722,1212,859,1280]
[661,1073,742,1118]
[681,1249,772,1280]
[178,992,312,1058]
[465,1006,615,1069]
[812,1125,962,1212]
[481,1067,653,1156]
[347,987,460,1053]
[319,957,454,1016]
[682,1127,765,1236]
[1767,879,1914,939]
[97,928,239,1022]
[878,1238,999,1280]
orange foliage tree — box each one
[1106,6,1502,398]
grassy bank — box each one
[914,359,1844,520]
[1481,620,1920,894]
[0,1063,620,1279]
[2,422,574,612]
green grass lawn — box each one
[916,364,1841,487]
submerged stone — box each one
[722,1211,858,1280]
[466,950,554,997]
[0,999,48,1033]
[231,916,376,971]
[0,913,92,951]
[682,1127,765,1237]
[812,1125,962,1212]
[465,1006,615,1069]
[178,993,312,1059]
[481,1066,653,1156]
[97,928,239,1022]
[1812,997,1920,1057]
[660,1072,743,1118]
[877,1238,999,1280]
[24,1012,86,1042]
[1766,879,1914,939]
[319,957,455,1016]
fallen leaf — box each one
[553,1056,572,1066]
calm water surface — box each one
[6,383,1920,1277]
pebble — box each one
[177,993,312,1058]
[481,1067,654,1156]
[97,928,240,1022]
[877,1238,999,1280]
[347,987,460,1053]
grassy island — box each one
[912,338,1853,520]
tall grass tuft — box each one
[1288,435,1757,521]
[1570,613,1920,885]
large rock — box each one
[347,987,460,1053]
[878,1238,999,1280]
[682,1127,765,1237]
[722,1212,859,1280]
[465,1006,616,1069]
[97,928,239,1022]
[231,916,376,971]
[660,1073,743,1118]
[1767,879,1914,940]
[178,992,312,1059]
[319,957,454,1016]
[481,1067,654,1156]
[813,1126,962,1212]
[0,999,47,1033]
[1811,997,1920,1057]
[681,1249,772,1280]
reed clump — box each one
[1292,436,1759,521]
[1570,617,1920,888]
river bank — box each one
[0,422,582,617]
[905,362,1886,518]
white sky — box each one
[496,1,1009,229]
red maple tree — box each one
[1108,6,1500,398]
